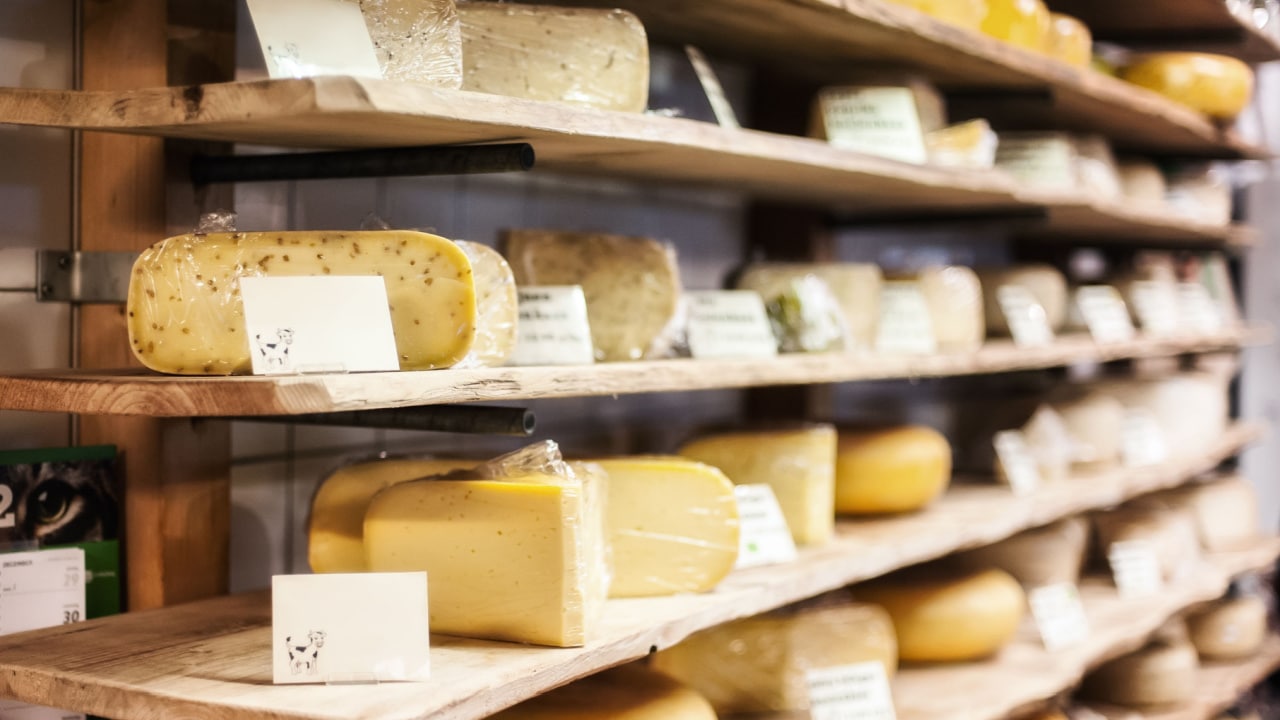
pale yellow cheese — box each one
[951,517,1087,588]
[1158,476,1260,551]
[1099,372,1229,461]
[1017,405,1074,482]
[652,599,898,714]
[1166,164,1233,226]
[915,266,985,352]
[455,240,518,367]
[490,664,717,720]
[926,119,999,170]
[1082,636,1199,706]
[1094,503,1202,583]
[737,264,883,350]
[1186,595,1267,660]
[679,426,836,546]
[127,230,477,374]
[585,457,739,598]
[349,0,462,87]
[459,3,649,113]
[1050,390,1125,467]
[364,470,604,646]
[1118,159,1168,210]
[978,264,1069,335]
[835,426,951,515]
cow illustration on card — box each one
[285,629,326,676]
[254,328,295,372]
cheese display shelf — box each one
[1051,0,1280,63]
[0,329,1264,417]
[0,425,1261,720]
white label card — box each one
[733,485,798,569]
[685,46,741,130]
[246,0,383,80]
[687,291,779,360]
[876,282,937,355]
[994,136,1076,191]
[240,276,400,375]
[806,662,897,720]
[997,285,1054,348]
[510,286,596,366]
[1129,281,1180,337]
[273,572,430,685]
[1029,582,1090,652]
[1075,285,1136,344]
[1108,541,1163,598]
[0,548,85,636]
[993,430,1041,496]
[820,87,928,164]
[1122,409,1168,468]
[1178,282,1223,334]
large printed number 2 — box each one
[0,484,14,529]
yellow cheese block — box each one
[952,517,1087,588]
[349,0,462,87]
[1122,53,1254,121]
[737,264,883,350]
[679,426,836,546]
[857,568,1025,662]
[1186,595,1267,660]
[978,264,1069,335]
[1159,476,1260,551]
[652,599,898,714]
[981,0,1051,52]
[364,470,605,647]
[884,0,987,31]
[1082,636,1199,706]
[490,664,717,720]
[835,426,951,515]
[586,457,739,598]
[127,230,477,375]
[459,3,649,113]
[307,457,476,574]
[455,240,518,367]
[1045,13,1092,68]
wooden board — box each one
[0,428,1262,720]
[1051,0,1280,63]
[0,329,1265,417]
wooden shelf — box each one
[0,424,1259,720]
[1051,0,1280,64]
[1025,194,1255,246]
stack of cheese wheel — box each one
[1082,620,1200,706]
[950,517,1088,589]
[834,425,952,515]
[1093,501,1202,585]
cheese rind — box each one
[1186,596,1267,660]
[1083,637,1199,706]
[490,664,718,720]
[978,264,1069,335]
[951,517,1087,588]
[127,230,477,374]
[835,426,951,515]
[349,0,462,87]
[1158,476,1260,551]
[455,240,518,367]
[737,263,883,350]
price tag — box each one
[994,135,1077,191]
[686,291,779,360]
[1177,282,1223,334]
[246,0,383,79]
[1028,582,1090,652]
[0,548,85,636]
[1107,541,1163,598]
[510,286,596,366]
[997,285,1054,348]
[685,46,740,130]
[806,662,897,720]
[993,431,1041,496]
[1129,281,1180,337]
[733,485,798,569]
[1075,286,1135,344]
[1122,409,1168,468]
[241,276,400,375]
[817,87,929,164]
[875,282,937,355]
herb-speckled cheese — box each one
[349,0,462,87]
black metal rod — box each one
[227,405,535,436]
[190,143,536,185]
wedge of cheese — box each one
[455,240,518,367]
[364,468,605,646]
[835,426,951,515]
[978,264,1069,336]
[504,229,681,362]
[349,0,462,87]
[915,266,985,352]
[490,664,718,720]
[1186,595,1267,660]
[951,517,1087,588]
[459,3,649,112]
[127,230,477,374]
[737,263,883,350]
[652,598,898,714]
[307,456,476,574]
[1158,476,1260,551]
[1082,635,1199,706]
[678,426,836,546]
[586,457,739,598]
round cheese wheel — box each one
[1118,159,1168,209]
[1045,13,1092,68]
[1094,504,1202,583]
[857,568,1025,662]
[835,426,951,514]
[978,264,1069,335]
[1082,637,1199,706]
[1122,53,1254,120]
[1050,391,1125,467]
[1099,372,1229,461]
[981,0,1051,51]
[1158,475,1259,551]
[953,517,1087,588]
[490,664,718,720]
[1186,596,1268,660]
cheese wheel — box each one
[1050,391,1125,467]
[1082,636,1199,706]
[1099,372,1229,461]
[1158,476,1260,551]
[1122,53,1254,121]
[884,0,987,31]
[349,0,461,87]
[1118,159,1168,210]
[981,0,1051,51]
[652,599,898,714]
[1045,14,1092,68]
[1186,596,1268,660]
[835,426,951,515]
[978,264,1069,335]
[737,264,883,350]
[1094,504,1202,583]
[857,568,1025,662]
[490,664,718,720]
[952,517,1087,588]
[455,241,518,367]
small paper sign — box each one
[1075,286,1136,344]
[818,87,929,164]
[0,548,85,635]
[687,291,779,360]
[1177,282,1223,334]
[994,135,1077,191]
[1107,540,1163,598]
[806,662,897,720]
[241,276,400,375]
[1122,409,1168,468]
[685,46,740,130]
[733,485,798,569]
[1029,582,1090,652]
[1129,281,1180,337]
[997,285,1054,348]
[246,0,384,79]
[510,286,595,366]
[994,430,1041,496]
[876,282,937,355]
[273,572,429,685]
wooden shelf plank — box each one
[1051,0,1280,64]
[0,328,1265,417]
[0,425,1261,720]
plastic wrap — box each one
[981,0,1051,51]
[678,425,837,546]
[886,266,985,353]
[737,262,883,351]
[126,230,477,375]
[457,3,649,112]
[1045,14,1092,68]
[759,276,850,353]
[490,663,718,720]
[503,229,683,363]
[834,425,951,515]
[978,264,1069,336]
[1166,163,1233,226]
[454,240,518,368]
[1157,475,1260,551]
[583,456,739,598]
[1118,159,1168,210]
[1048,389,1126,467]
[351,0,462,87]
[362,441,607,647]
[1122,53,1254,121]
[856,567,1025,662]
[1094,501,1202,584]
[926,119,1000,170]
[651,595,898,714]
[951,517,1088,588]
[1186,594,1268,660]
[810,77,947,164]
[883,0,987,31]
[1097,371,1230,461]
[1081,630,1199,706]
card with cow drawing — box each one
[272,572,430,684]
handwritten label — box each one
[246,0,383,79]
[1075,285,1136,344]
[1122,409,1168,468]
[994,135,1077,191]
[1029,583,1090,652]
[807,662,897,720]
[687,291,779,360]
[1178,282,1223,334]
[994,430,1041,496]
[876,282,937,355]
[0,548,85,636]
[733,485,798,569]
[510,286,595,366]
[685,46,740,130]
[998,285,1054,348]
[1108,541,1163,598]
[1129,281,1180,337]
[819,87,928,164]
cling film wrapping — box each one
[349,0,463,87]
[890,266,985,353]
[737,263,882,351]
[454,240,519,368]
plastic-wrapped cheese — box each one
[1186,595,1268,660]
[1118,159,1168,210]
[1158,476,1260,551]
[349,0,462,87]
[1094,503,1202,583]
[978,264,1069,336]
[884,0,987,30]
[458,3,649,112]
[891,266,985,353]
[126,230,477,375]
[455,241,517,367]
[835,425,951,515]
[1167,164,1233,226]
[1045,14,1091,68]
[951,517,1088,588]
[679,425,836,546]
[1050,390,1125,467]
[586,457,739,598]
[1099,372,1229,460]
[490,664,718,720]
[981,0,1051,51]
[1122,53,1254,121]
[504,229,681,362]
[652,598,898,714]
[857,567,1025,662]
[926,119,999,170]
[1082,634,1199,706]
[737,264,883,351]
